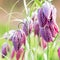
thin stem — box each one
[34,35,35,47]
[51,34,60,60]
[23,0,28,15]
[38,35,40,47]
[28,34,30,49]
[47,43,49,60]
[27,0,34,6]
[18,21,25,29]
[37,26,40,48]
[26,19,31,49]
[0,7,8,14]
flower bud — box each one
[2,43,10,58]
[33,20,39,36]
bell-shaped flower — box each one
[22,19,33,36]
[11,30,26,52]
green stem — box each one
[34,35,35,47]
[50,33,59,60]
[38,35,40,47]
[47,43,49,60]
[28,34,30,49]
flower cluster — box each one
[8,30,26,60]
[1,1,59,60]
[38,1,59,42]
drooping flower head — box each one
[38,1,59,42]
[11,30,26,52]
[2,43,10,58]
[22,19,33,36]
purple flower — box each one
[22,21,28,36]
[31,11,40,36]
[48,20,59,37]
[11,30,26,52]
[16,47,24,60]
[38,1,59,42]
[42,2,57,21]
[38,8,48,27]
[41,38,47,49]
[42,2,52,20]
[22,20,33,36]
[33,20,39,36]
[2,43,10,58]
[11,47,24,60]
[10,47,24,60]
[38,1,57,27]
[10,48,15,59]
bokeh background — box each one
[0,0,60,36]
